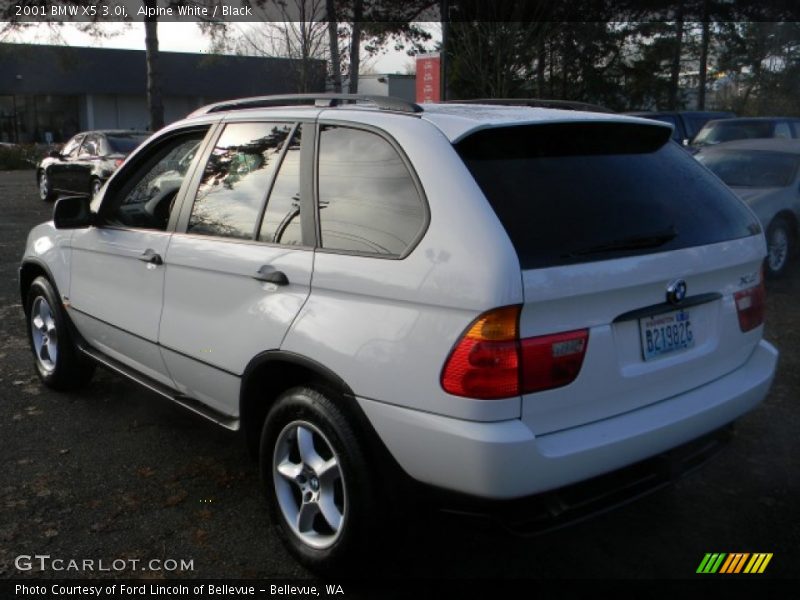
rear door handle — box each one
[138,248,163,265]
[252,264,289,285]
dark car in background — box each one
[37,130,150,201]
[626,110,735,145]
[691,117,800,153]
[696,138,800,278]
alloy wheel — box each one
[39,174,50,201]
[30,296,58,373]
[272,420,346,550]
[768,225,789,274]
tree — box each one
[143,0,163,131]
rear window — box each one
[456,123,760,270]
[107,134,149,153]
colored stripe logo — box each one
[697,553,773,574]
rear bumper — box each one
[357,339,778,500]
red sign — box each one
[416,53,441,103]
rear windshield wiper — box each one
[561,227,678,258]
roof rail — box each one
[447,98,613,114]
[189,94,424,117]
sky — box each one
[3,22,437,74]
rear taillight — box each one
[441,305,589,400]
[734,275,766,332]
[520,329,589,394]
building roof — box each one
[0,43,325,98]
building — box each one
[0,43,325,144]
[357,74,416,103]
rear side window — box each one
[317,125,425,256]
[456,123,760,270]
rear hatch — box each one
[457,122,765,435]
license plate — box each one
[639,308,695,361]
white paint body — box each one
[22,103,779,499]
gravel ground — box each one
[1,169,798,581]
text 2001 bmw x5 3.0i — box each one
[20,95,778,572]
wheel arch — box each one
[240,351,355,457]
[19,259,59,314]
[771,210,799,243]
[239,350,408,488]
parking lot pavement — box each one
[0,169,798,580]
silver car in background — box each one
[696,139,800,277]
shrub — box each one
[0,144,49,170]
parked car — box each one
[36,130,150,202]
[690,117,800,152]
[696,138,800,277]
[20,95,778,572]
[626,110,735,145]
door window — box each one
[80,135,100,157]
[258,126,303,246]
[188,122,294,240]
[101,130,207,231]
[317,126,425,256]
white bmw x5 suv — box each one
[20,95,778,571]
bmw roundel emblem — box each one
[666,279,688,305]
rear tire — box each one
[260,386,379,574]
[765,217,793,279]
[26,276,95,390]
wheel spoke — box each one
[317,457,339,482]
[317,493,343,532]
[38,300,50,324]
[32,315,45,333]
[296,426,325,472]
[296,501,318,533]
[276,459,303,483]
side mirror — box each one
[54,196,94,229]
[48,149,61,159]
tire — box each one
[38,171,55,202]
[765,217,794,279]
[91,178,103,199]
[26,276,95,391]
[260,386,379,574]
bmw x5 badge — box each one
[666,279,687,305]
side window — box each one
[80,135,99,157]
[317,126,425,256]
[188,122,293,240]
[258,126,303,245]
[774,122,792,139]
[61,135,83,159]
[102,131,207,231]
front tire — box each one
[91,178,103,199]
[38,171,55,202]
[765,217,794,279]
[26,276,95,390]
[260,386,378,574]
